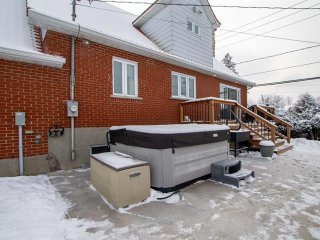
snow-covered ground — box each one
[0,138,320,240]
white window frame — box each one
[171,72,196,100]
[112,57,138,97]
[220,84,241,103]
[187,19,200,36]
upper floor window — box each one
[172,72,196,99]
[112,57,138,97]
[187,20,200,35]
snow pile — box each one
[0,175,112,240]
[290,138,320,158]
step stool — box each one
[211,159,255,188]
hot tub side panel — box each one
[111,141,228,190]
[167,141,228,188]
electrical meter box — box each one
[67,101,78,117]
[15,112,26,126]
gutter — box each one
[28,9,255,87]
[0,46,65,68]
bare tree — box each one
[222,53,238,74]
[258,94,285,109]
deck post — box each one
[209,100,215,124]
[271,128,276,143]
[179,103,184,123]
[287,126,291,143]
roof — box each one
[5,0,254,86]
[133,0,221,28]
[0,0,65,68]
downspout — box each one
[70,0,76,161]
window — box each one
[171,72,196,99]
[112,57,138,97]
[187,19,200,35]
[220,84,241,103]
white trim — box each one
[171,71,196,99]
[220,83,241,103]
[133,0,221,28]
[27,9,254,87]
[110,95,142,100]
[0,46,65,68]
[112,57,138,97]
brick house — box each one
[0,0,254,176]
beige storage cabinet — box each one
[90,152,150,209]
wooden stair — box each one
[249,129,293,154]
[179,98,293,155]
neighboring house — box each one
[0,0,254,177]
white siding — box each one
[139,0,216,68]
[140,7,173,51]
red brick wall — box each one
[0,31,247,159]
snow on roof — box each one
[110,124,230,134]
[28,0,160,51]
[0,0,38,53]
[0,0,65,68]
[27,0,254,86]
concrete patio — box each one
[48,139,320,239]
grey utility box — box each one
[67,101,79,117]
[15,112,26,126]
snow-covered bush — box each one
[292,120,313,139]
[287,93,320,140]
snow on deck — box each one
[185,96,238,103]
[110,124,230,134]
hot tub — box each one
[109,124,230,192]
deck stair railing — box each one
[180,98,291,144]
[252,105,292,143]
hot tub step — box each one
[211,160,255,188]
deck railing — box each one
[180,98,291,143]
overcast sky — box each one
[109,0,320,103]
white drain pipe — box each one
[18,125,24,175]
[15,112,25,175]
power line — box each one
[253,76,320,87]
[217,13,320,49]
[91,0,320,10]
[77,3,320,45]
[216,0,310,38]
[217,1,320,42]
[236,45,320,65]
[241,61,320,77]
[218,28,320,45]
